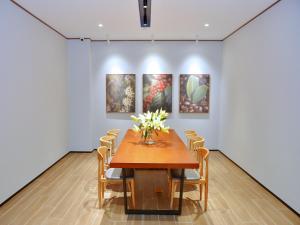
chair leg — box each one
[204,182,208,211]
[130,180,136,208]
[167,170,172,196]
[170,181,177,208]
[168,179,172,196]
[199,183,203,201]
[170,181,174,208]
[101,182,105,200]
[98,181,102,208]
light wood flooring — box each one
[0,151,299,225]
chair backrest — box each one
[108,129,120,135]
[112,128,120,132]
[107,131,118,138]
[184,130,197,136]
[191,136,205,149]
[97,146,108,178]
[194,144,209,180]
[185,132,197,149]
[99,135,114,149]
[186,132,197,139]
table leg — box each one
[178,168,185,215]
[122,168,128,214]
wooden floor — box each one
[0,151,299,225]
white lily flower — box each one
[130,109,170,140]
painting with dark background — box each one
[143,74,172,112]
[179,74,210,113]
[106,74,135,112]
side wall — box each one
[219,0,300,212]
[0,1,68,203]
[67,39,93,151]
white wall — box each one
[67,41,222,149]
[0,1,68,204]
[67,39,93,150]
[219,0,300,213]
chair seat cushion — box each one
[105,168,134,179]
[171,169,200,180]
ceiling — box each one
[13,0,277,40]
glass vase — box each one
[144,131,155,145]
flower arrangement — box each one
[131,109,170,144]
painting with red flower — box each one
[143,74,172,112]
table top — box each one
[110,129,199,169]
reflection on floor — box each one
[0,151,299,225]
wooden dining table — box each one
[110,129,199,215]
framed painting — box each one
[106,74,135,112]
[143,74,172,112]
[179,74,210,113]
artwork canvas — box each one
[179,74,210,113]
[143,74,172,112]
[106,74,135,112]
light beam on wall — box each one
[142,54,168,74]
[102,55,130,74]
[181,55,207,74]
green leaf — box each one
[130,115,140,123]
[150,92,164,111]
[132,124,140,132]
[164,86,172,104]
[191,85,208,103]
[186,75,199,99]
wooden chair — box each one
[97,146,136,208]
[99,135,115,168]
[169,144,209,211]
[190,136,205,160]
[184,130,197,151]
[106,129,120,155]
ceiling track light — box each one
[139,0,151,27]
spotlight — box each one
[143,0,147,8]
[143,14,147,26]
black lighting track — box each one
[138,0,151,27]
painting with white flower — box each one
[106,74,135,112]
